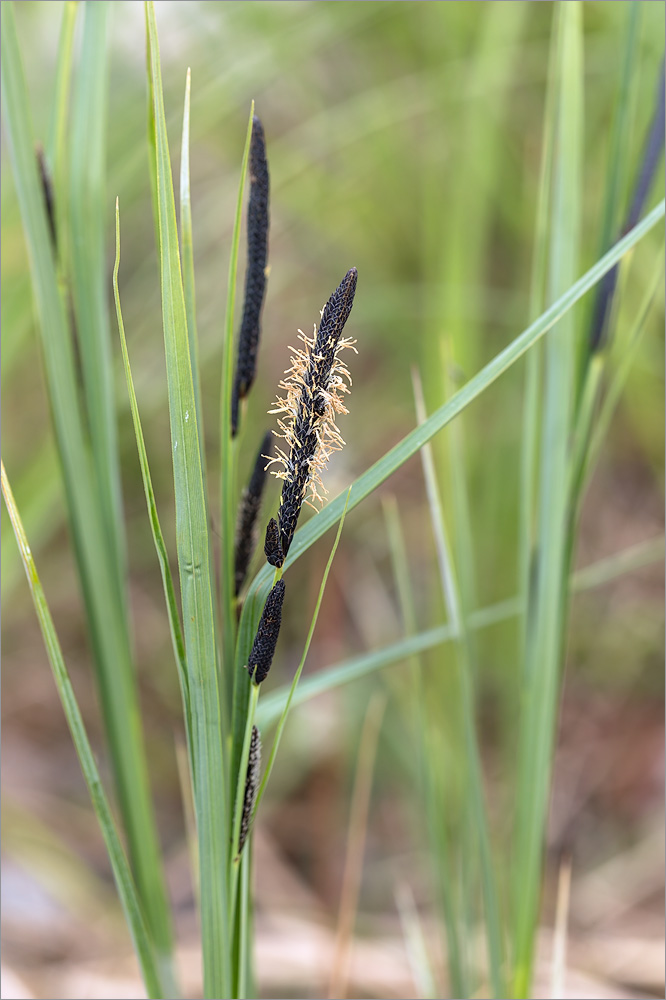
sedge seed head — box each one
[267,268,357,556]
[246,579,286,684]
[238,725,261,855]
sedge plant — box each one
[2,3,664,999]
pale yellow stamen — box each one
[268,324,356,507]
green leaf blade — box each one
[512,5,584,994]
[145,5,229,996]
[180,65,206,474]
[68,1,127,596]
[113,200,193,778]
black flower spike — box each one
[264,516,284,568]
[312,266,358,403]
[238,725,261,855]
[589,61,665,354]
[36,143,57,253]
[268,268,358,558]
[231,115,270,436]
[246,579,286,684]
[234,432,273,595]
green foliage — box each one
[2,3,664,999]
[1,463,167,1000]
[1,0,174,975]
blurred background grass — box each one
[2,2,664,998]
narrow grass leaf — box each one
[519,10,559,646]
[570,535,665,591]
[1,441,60,600]
[382,497,425,757]
[395,882,439,1000]
[68,1,127,599]
[328,693,386,1000]
[144,5,159,256]
[1,462,166,1000]
[175,738,200,911]
[238,849,252,1000]
[46,0,77,165]
[512,6,583,994]
[145,4,229,995]
[180,66,205,469]
[550,857,572,1000]
[382,497,460,993]
[113,200,193,777]
[414,372,505,998]
[46,0,77,263]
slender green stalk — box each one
[382,496,425,764]
[328,693,386,1000]
[440,341,478,630]
[1,462,166,1000]
[175,739,200,910]
[46,0,77,266]
[414,374,505,998]
[519,11,558,655]
[512,7,583,995]
[395,882,438,1000]
[2,2,173,971]
[0,441,60,600]
[436,385,481,991]
[46,1,77,166]
[571,535,665,591]
[145,5,229,995]
[382,496,446,992]
[238,850,252,999]
[113,200,193,786]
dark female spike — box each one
[36,143,57,253]
[589,60,665,354]
[238,725,261,855]
[313,267,357,375]
[270,268,358,558]
[234,431,273,595]
[246,579,286,684]
[264,517,284,568]
[231,115,270,436]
